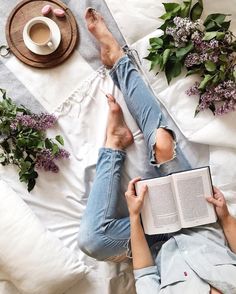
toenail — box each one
[88,7,96,13]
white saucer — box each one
[23,17,61,55]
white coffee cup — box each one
[24,17,54,50]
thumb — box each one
[206,196,218,206]
[140,185,148,202]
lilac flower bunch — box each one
[184,26,236,115]
[10,113,57,131]
[0,89,70,191]
[187,80,236,115]
[184,33,220,67]
[166,17,204,48]
[145,0,236,116]
[35,148,70,173]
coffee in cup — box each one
[25,17,54,49]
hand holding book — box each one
[134,167,217,235]
[125,177,147,218]
[208,187,236,254]
[207,187,230,223]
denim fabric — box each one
[79,148,130,260]
[79,56,191,260]
[110,55,191,175]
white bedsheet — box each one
[1,0,236,293]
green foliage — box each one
[146,0,205,84]
[145,0,236,107]
[190,0,203,21]
[204,61,216,72]
[0,90,66,192]
[204,13,230,31]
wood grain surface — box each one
[6,0,78,68]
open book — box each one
[135,167,217,235]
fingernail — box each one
[105,94,109,98]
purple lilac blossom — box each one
[35,149,59,173]
[54,148,70,159]
[186,80,236,115]
[184,53,201,67]
[10,113,57,131]
[35,147,70,173]
[186,82,200,96]
[224,32,233,45]
[185,33,221,68]
[166,17,204,47]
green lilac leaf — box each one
[160,12,172,21]
[45,138,52,149]
[202,32,217,41]
[162,49,171,67]
[221,21,231,31]
[186,68,202,76]
[150,37,163,47]
[150,56,161,70]
[55,135,64,146]
[27,178,36,192]
[180,0,192,17]
[52,143,59,155]
[199,74,213,90]
[204,14,228,27]
[176,42,194,59]
[219,55,227,62]
[216,32,225,40]
[233,70,236,80]
[190,0,203,21]
[163,3,180,13]
[194,107,200,117]
[165,59,182,84]
[0,155,6,163]
[205,61,216,72]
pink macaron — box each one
[41,5,52,16]
[53,8,65,17]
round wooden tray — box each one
[5,0,78,68]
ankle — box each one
[101,43,124,67]
[105,137,125,150]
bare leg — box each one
[105,94,133,150]
[85,8,175,164]
[210,287,222,294]
[85,8,124,68]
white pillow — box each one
[0,179,88,294]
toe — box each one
[107,95,119,111]
[106,94,116,103]
[84,7,96,23]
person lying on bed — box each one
[126,181,236,294]
[78,8,236,294]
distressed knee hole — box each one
[154,127,176,165]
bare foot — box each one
[155,128,175,164]
[210,287,222,294]
[105,94,133,150]
[85,8,124,67]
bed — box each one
[0,0,236,293]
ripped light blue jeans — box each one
[78,56,191,260]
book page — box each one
[135,176,181,235]
[173,167,217,228]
